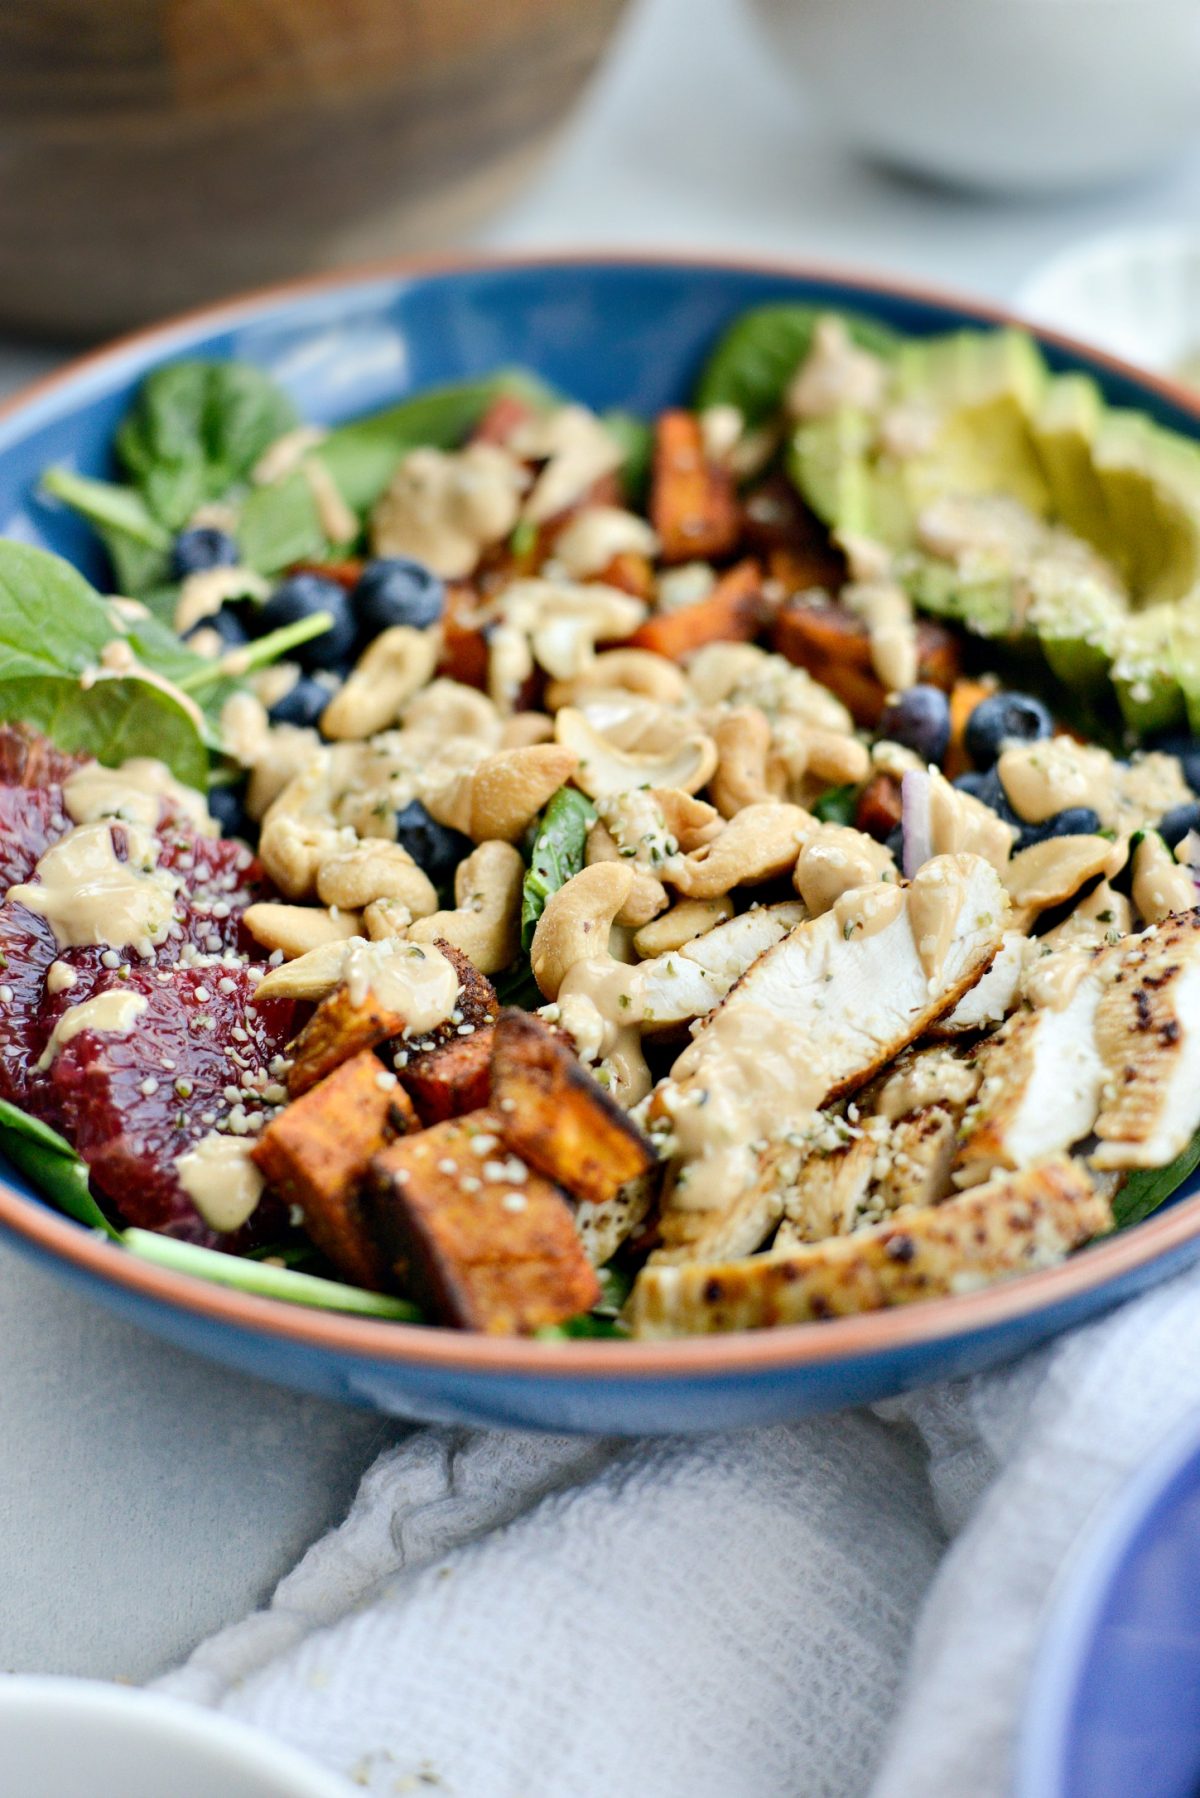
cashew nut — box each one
[245,725,321,820]
[370,442,525,577]
[530,861,635,999]
[655,790,722,850]
[320,626,440,742]
[315,840,438,915]
[426,743,578,842]
[258,815,351,900]
[710,707,783,818]
[242,902,362,960]
[549,505,659,579]
[554,707,716,799]
[406,840,524,973]
[499,712,556,749]
[402,679,501,744]
[545,649,688,712]
[793,824,895,916]
[509,405,623,525]
[632,896,734,958]
[668,803,813,899]
[585,821,670,929]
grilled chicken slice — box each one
[626,1157,1109,1338]
[865,1041,981,1123]
[572,1170,657,1267]
[954,956,1108,1186]
[772,1104,959,1253]
[935,929,1026,1035]
[875,1107,959,1212]
[773,1126,883,1249]
[1091,909,1200,1169]
[651,854,1008,1261]
[637,901,807,1032]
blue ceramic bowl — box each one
[1018,1406,1200,1798]
[3,252,1200,1433]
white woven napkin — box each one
[156,1258,1200,1797]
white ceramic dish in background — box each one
[1018,228,1200,377]
[744,0,1200,194]
[0,1678,350,1798]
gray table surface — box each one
[4,0,1200,1685]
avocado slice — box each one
[1031,374,1116,560]
[1110,605,1185,733]
[781,315,1200,735]
[788,407,876,537]
[894,329,1051,522]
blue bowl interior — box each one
[2,256,1200,1427]
[7,259,1200,587]
[1019,1409,1200,1798]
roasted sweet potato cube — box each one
[401,1025,494,1124]
[854,771,903,841]
[773,598,960,727]
[287,986,407,1098]
[591,550,654,600]
[439,941,500,1030]
[437,582,490,690]
[650,410,741,563]
[252,1050,416,1290]
[364,1110,600,1333]
[490,1009,654,1205]
[627,559,765,662]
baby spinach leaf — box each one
[492,957,543,1011]
[40,466,173,597]
[317,368,556,515]
[520,785,596,950]
[117,359,299,531]
[123,1230,424,1320]
[812,782,860,826]
[602,409,654,506]
[1111,1127,1200,1231]
[237,467,331,574]
[0,540,214,782]
[0,1100,119,1239]
[694,305,901,426]
[535,1313,627,1341]
[0,673,211,789]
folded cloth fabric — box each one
[156,1257,1200,1797]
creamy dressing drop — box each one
[555,955,650,1106]
[37,990,148,1070]
[7,821,177,950]
[63,759,214,834]
[174,1133,265,1234]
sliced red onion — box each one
[901,768,933,878]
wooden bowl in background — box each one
[0,0,629,340]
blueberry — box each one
[182,603,248,652]
[394,799,472,892]
[964,692,1053,769]
[353,558,445,638]
[878,685,950,766]
[885,824,904,864]
[206,781,252,840]
[1147,731,1200,796]
[953,768,1022,829]
[267,673,332,731]
[1018,806,1103,849]
[171,526,239,580]
[253,574,358,673]
[1156,801,1200,851]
